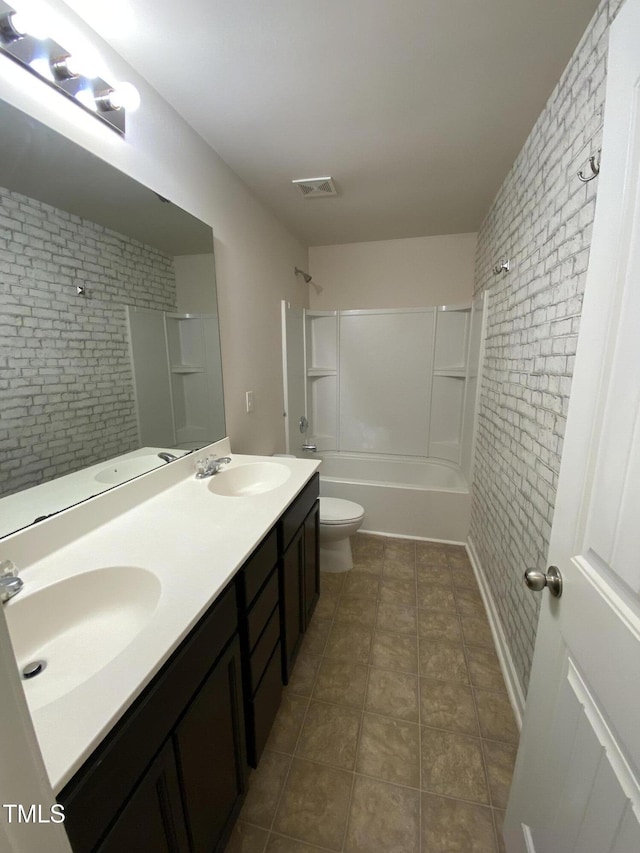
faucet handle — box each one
[0,559,18,578]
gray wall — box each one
[0,187,176,497]
[470,0,624,697]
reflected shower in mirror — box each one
[0,98,225,538]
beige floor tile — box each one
[296,700,361,771]
[379,577,417,606]
[460,613,495,649]
[482,739,518,809]
[324,623,373,665]
[418,609,463,644]
[224,820,269,853]
[376,601,418,636]
[383,537,416,560]
[356,713,420,788]
[301,618,332,656]
[465,646,507,692]
[266,835,330,853]
[419,678,479,736]
[352,533,385,560]
[370,630,418,673]
[474,690,519,744]
[493,808,507,853]
[313,591,339,621]
[421,727,489,804]
[266,692,309,754]
[350,553,383,575]
[320,571,346,595]
[366,667,419,722]
[241,750,292,828]
[416,541,449,566]
[342,571,380,599]
[454,586,486,617]
[418,639,469,684]
[344,775,420,853]
[448,550,472,570]
[382,558,417,580]
[313,658,369,709]
[287,653,321,698]
[421,793,497,853]
[417,582,457,612]
[416,564,452,586]
[273,758,352,851]
[334,595,378,628]
[451,566,479,590]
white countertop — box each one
[1,439,320,793]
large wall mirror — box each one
[0,98,226,539]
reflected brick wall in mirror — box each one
[0,185,177,498]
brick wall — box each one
[0,187,176,498]
[470,0,625,697]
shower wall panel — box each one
[338,309,435,455]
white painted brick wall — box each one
[470,0,625,696]
[0,187,176,499]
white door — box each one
[504,1,640,850]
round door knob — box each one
[524,566,563,598]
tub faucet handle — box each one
[302,443,318,453]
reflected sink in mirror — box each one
[208,462,291,497]
[5,566,161,711]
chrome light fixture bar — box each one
[0,0,139,135]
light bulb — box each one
[75,87,97,112]
[64,52,99,79]
[108,82,140,112]
[30,57,54,81]
[9,10,49,40]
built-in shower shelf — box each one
[433,368,466,378]
[171,364,204,374]
[307,368,337,377]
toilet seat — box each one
[319,497,364,525]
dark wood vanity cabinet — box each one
[279,474,320,683]
[60,471,320,852]
[60,585,247,853]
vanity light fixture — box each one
[0,0,140,134]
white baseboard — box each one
[466,536,526,729]
[360,528,465,546]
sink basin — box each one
[5,566,161,710]
[208,462,291,497]
[94,455,164,484]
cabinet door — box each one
[174,636,247,853]
[96,742,189,853]
[303,501,320,628]
[281,524,304,683]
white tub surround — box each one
[0,438,319,793]
[319,452,470,541]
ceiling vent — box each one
[292,176,337,198]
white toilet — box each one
[319,497,365,573]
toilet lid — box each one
[319,497,365,524]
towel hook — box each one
[577,150,601,183]
[493,258,510,276]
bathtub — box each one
[318,452,470,542]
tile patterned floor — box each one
[225,534,518,853]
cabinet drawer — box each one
[252,643,283,764]
[244,528,278,606]
[279,473,319,552]
[249,605,280,694]
[247,568,279,651]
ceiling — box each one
[62,0,600,246]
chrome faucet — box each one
[157,452,178,463]
[194,455,232,479]
[0,560,23,603]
